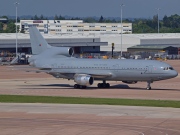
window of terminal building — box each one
[33,20,43,23]
[32,24,39,27]
[56,25,61,27]
[39,29,44,32]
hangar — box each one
[127,44,180,58]
[128,44,180,54]
[0,33,108,55]
[1,32,180,57]
[99,33,180,53]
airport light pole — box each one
[120,4,124,58]
[157,8,161,33]
[15,2,19,57]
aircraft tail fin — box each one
[29,27,51,55]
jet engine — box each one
[74,74,94,86]
[39,47,74,58]
[122,81,138,84]
[51,47,74,57]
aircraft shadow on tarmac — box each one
[149,88,180,91]
[20,84,72,90]
[41,84,71,87]
[126,87,180,91]
[20,84,180,91]
[20,84,129,90]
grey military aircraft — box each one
[29,27,178,90]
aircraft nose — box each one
[171,70,178,78]
[174,70,178,77]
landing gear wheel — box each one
[97,83,110,88]
[97,83,102,88]
[102,83,107,88]
[74,84,87,89]
[106,83,110,88]
[80,86,87,89]
[74,84,79,89]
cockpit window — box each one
[162,67,174,70]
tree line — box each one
[0,16,16,33]
[132,14,180,33]
[0,14,180,33]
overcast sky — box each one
[1,0,180,19]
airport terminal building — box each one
[19,20,132,35]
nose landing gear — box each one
[146,81,153,90]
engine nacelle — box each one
[40,47,74,58]
[122,81,138,84]
[74,74,94,86]
[52,47,74,57]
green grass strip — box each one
[0,95,180,108]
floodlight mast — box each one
[157,8,161,33]
[15,2,19,57]
[120,4,124,58]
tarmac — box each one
[0,60,180,135]
[0,103,180,135]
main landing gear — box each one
[146,81,153,90]
[97,80,110,88]
[74,84,87,89]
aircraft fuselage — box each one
[33,57,178,82]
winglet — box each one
[29,27,51,55]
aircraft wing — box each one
[9,66,51,73]
[48,70,112,79]
[88,73,112,79]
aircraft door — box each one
[113,64,119,72]
[147,65,153,73]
